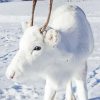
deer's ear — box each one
[44,29,60,46]
[21,20,32,32]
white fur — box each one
[6,5,94,100]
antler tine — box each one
[31,0,37,26]
[39,0,53,33]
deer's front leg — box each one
[44,79,56,100]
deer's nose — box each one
[6,69,16,80]
[10,72,15,79]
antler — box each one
[31,0,37,26]
[39,0,53,33]
[30,0,53,33]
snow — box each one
[0,0,100,100]
[0,0,100,15]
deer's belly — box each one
[45,69,72,89]
[44,64,74,88]
[43,60,85,89]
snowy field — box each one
[0,0,100,100]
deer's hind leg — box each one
[73,62,88,100]
[66,80,76,100]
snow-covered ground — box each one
[0,0,100,100]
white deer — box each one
[6,2,94,100]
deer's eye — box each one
[33,46,41,51]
